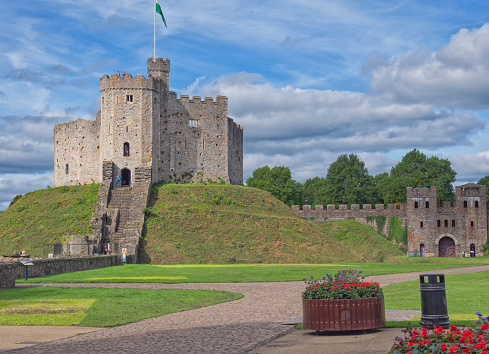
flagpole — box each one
[153,0,156,60]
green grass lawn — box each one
[17,260,489,284]
[384,270,489,327]
[0,286,242,327]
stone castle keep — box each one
[54,58,243,262]
[293,183,487,257]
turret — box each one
[147,57,170,90]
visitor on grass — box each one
[20,251,28,257]
[12,251,19,257]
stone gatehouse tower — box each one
[54,58,243,262]
[407,183,487,257]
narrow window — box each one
[126,126,128,133]
[126,94,133,103]
[452,220,455,227]
[475,201,479,208]
[184,137,187,149]
[123,142,130,157]
[116,96,120,104]
[464,201,468,208]
[437,220,440,227]
[65,164,69,174]
[420,221,423,228]
[415,201,419,208]
[101,97,105,105]
[471,220,474,228]
[444,220,448,227]
[425,201,429,208]
[202,138,205,150]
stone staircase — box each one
[108,188,133,240]
[78,163,153,263]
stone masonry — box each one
[53,58,244,262]
[292,183,488,257]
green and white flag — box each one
[156,0,167,27]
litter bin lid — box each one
[419,273,445,277]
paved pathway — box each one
[2,265,489,353]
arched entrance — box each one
[439,237,455,257]
[121,168,131,187]
[420,244,425,257]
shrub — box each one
[302,269,383,300]
[389,312,489,353]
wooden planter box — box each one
[302,297,385,331]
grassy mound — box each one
[0,182,407,264]
[0,184,99,257]
[140,183,366,264]
[316,220,405,262]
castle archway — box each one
[438,236,455,257]
[121,168,131,187]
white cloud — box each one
[367,24,489,109]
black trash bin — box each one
[419,273,449,329]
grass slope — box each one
[317,220,405,262]
[140,184,365,264]
[0,184,99,257]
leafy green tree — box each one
[302,176,327,206]
[378,149,456,204]
[323,154,375,205]
[246,165,302,206]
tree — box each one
[246,165,302,206]
[323,154,375,205]
[378,149,457,204]
[302,176,327,206]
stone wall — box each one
[163,94,236,184]
[54,117,101,186]
[291,203,407,220]
[0,255,120,289]
[227,117,244,185]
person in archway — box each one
[116,174,121,188]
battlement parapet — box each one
[176,95,228,106]
[147,57,170,75]
[407,186,437,198]
[292,203,407,219]
[54,118,98,133]
[99,74,158,91]
[456,183,486,197]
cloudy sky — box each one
[2,0,489,210]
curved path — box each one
[3,265,489,354]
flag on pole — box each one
[156,0,167,27]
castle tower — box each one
[98,60,169,186]
[454,183,487,256]
[406,187,438,256]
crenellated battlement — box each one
[54,118,98,133]
[176,95,228,106]
[147,57,170,76]
[99,73,158,91]
[292,203,407,219]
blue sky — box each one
[2,0,489,210]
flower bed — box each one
[302,269,385,331]
[389,312,489,354]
